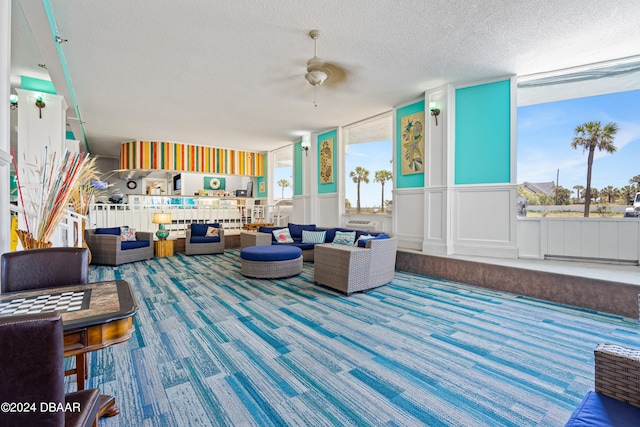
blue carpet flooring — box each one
[76,250,640,426]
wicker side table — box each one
[154,239,174,257]
[240,231,272,248]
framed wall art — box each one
[204,176,226,190]
[319,137,334,184]
[401,111,425,175]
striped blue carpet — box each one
[77,250,639,426]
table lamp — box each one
[152,213,172,240]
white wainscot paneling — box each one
[544,218,639,262]
[426,190,445,240]
[456,189,511,242]
[517,218,543,259]
[316,194,340,227]
[395,189,424,249]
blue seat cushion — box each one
[121,240,150,250]
[355,233,390,247]
[191,223,220,237]
[241,245,302,261]
[190,236,221,243]
[565,391,640,426]
[95,227,122,235]
[273,241,315,251]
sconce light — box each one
[9,94,18,110]
[301,140,311,156]
[429,101,441,126]
[35,94,46,119]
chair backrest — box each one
[0,312,65,425]
[1,247,89,293]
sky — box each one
[273,166,293,199]
[517,89,640,196]
[345,140,393,208]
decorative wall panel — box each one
[120,141,265,176]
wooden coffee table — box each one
[242,222,274,231]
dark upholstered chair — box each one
[85,227,153,265]
[1,247,89,293]
[185,223,225,255]
[1,247,90,389]
[0,312,100,427]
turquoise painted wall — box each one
[21,76,56,94]
[455,80,511,184]
[396,101,425,188]
[317,129,338,194]
[294,141,303,196]
[257,153,267,198]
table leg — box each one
[76,354,86,390]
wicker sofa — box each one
[246,223,390,262]
[185,223,225,255]
[85,227,153,266]
[565,343,640,426]
[313,237,398,295]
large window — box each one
[517,59,640,216]
[344,113,393,214]
[272,146,293,202]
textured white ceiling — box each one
[10,0,640,158]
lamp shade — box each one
[152,213,172,224]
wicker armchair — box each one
[185,223,225,255]
[85,229,154,266]
[594,343,640,407]
[313,237,397,295]
[565,343,640,425]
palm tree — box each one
[571,121,619,216]
[601,186,617,204]
[621,185,636,204]
[629,174,640,189]
[573,185,584,202]
[349,166,370,213]
[373,170,392,212]
[277,179,290,199]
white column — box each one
[0,0,12,255]
[15,89,68,245]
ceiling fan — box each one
[304,30,347,106]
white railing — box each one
[517,216,640,263]
[87,201,288,236]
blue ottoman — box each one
[240,246,303,278]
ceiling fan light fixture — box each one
[305,69,328,86]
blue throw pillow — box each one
[318,227,337,242]
[302,230,326,244]
[333,231,356,246]
[95,227,121,236]
[288,223,316,238]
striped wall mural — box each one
[120,141,265,176]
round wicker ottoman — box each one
[240,246,303,279]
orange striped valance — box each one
[120,141,265,177]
